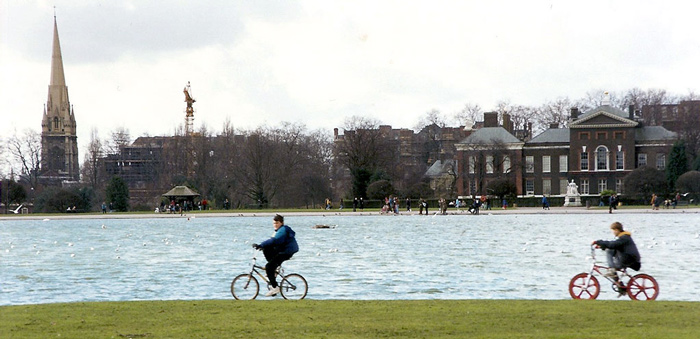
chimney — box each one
[503,113,513,133]
[570,107,579,121]
[628,105,635,120]
[484,112,498,127]
[334,128,339,139]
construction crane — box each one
[183,81,196,135]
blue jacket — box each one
[260,225,299,255]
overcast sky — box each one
[2,1,700,159]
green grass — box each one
[2,300,699,338]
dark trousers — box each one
[263,248,293,288]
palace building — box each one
[454,95,677,198]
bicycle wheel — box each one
[231,274,259,300]
[569,273,600,299]
[279,273,308,300]
[627,274,659,300]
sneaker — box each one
[265,286,280,297]
[617,287,627,298]
[604,269,617,278]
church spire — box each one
[40,14,80,185]
[50,15,66,87]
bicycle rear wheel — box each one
[280,273,308,300]
[231,274,259,300]
[627,274,659,300]
[569,273,600,299]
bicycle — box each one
[568,245,659,300]
[230,250,308,300]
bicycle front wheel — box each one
[231,274,259,300]
[569,273,600,299]
[627,274,659,300]
[280,273,308,300]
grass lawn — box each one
[2,300,699,338]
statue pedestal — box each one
[563,195,582,207]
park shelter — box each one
[162,186,200,211]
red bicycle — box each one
[569,245,659,300]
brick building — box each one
[455,101,677,199]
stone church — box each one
[39,17,80,186]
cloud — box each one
[2,0,700,174]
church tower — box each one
[40,16,80,185]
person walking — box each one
[609,194,618,214]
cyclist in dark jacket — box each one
[253,214,299,297]
[593,222,641,295]
[593,221,641,271]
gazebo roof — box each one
[162,185,200,197]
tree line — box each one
[2,87,700,212]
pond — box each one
[2,213,699,305]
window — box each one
[596,132,607,140]
[469,156,476,174]
[656,153,666,170]
[526,156,534,173]
[616,179,623,193]
[596,146,608,171]
[559,155,568,172]
[503,155,511,173]
[581,179,590,195]
[526,180,535,195]
[598,179,607,193]
[638,153,647,167]
[616,151,624,170]
[53,117,59,129]
[543,179,551,195]
[560,179,569,195]
[579,132,590,140]
[469,180,476,195]
[542,156,551,173]
[614,131,625,139]
[486,155,494,174]
[580,152,589,171]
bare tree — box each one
[622,88,673,109]
[415,109,447,129]
[454,103,482,128]
[679,90,700,101]
[107,127,132,154]
[81,128,105,190]
[0,137,7,178]
[7,129,41,190]
[336,116,392,198]
[579,89,624,111]
[534,97,572,133]
[508,105,534,130]
[237,127,280,207]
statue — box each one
[567,179,579,196]
[564,179,582,207]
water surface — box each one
[2,213,698,305]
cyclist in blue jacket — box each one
[253,214,299,296]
